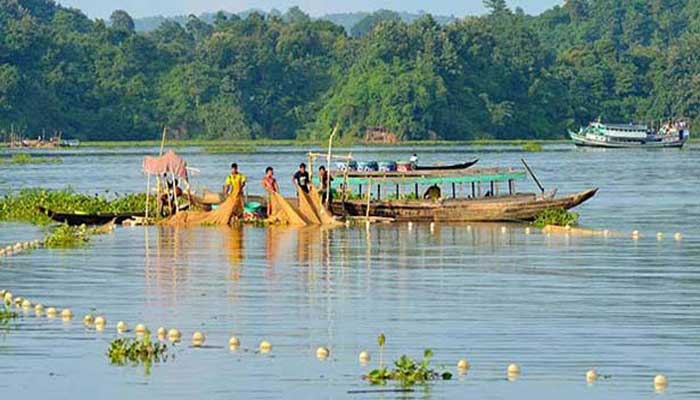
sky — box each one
[55,0,563,19]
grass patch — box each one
[202,144,257,154]
[533,207,579,228]
[0,303,18,325]
[0,153,62,165]
[0,188,157,225]
[43,224,92,248]
[365,349,452,386]
[522,141,544,152]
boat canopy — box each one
[142,149,188,178]
[322,168,526,188]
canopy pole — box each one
[325,125,338,208]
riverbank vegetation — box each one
[0,189,155,225]
[2,1,699,142]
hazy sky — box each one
[56,0,563,19]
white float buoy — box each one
[674,233,682,241]
[34,304,44,316]
[167,329,181,343]
[654,374,668,390]
[14,297,23,307]
[192,331,205,347]
[408,222,413,231]
[657,232,664,240]
[501,226,507,234]
[46,307,58,318]
[3,291,12,304]
[60,308,73,320]
[21,299,31,309]
[94,316,106,331]
[358,350,371,364]
[134,323,147,336]
[457,359,470,370]
[525,227,531,235]
[507,363,521,375]
[83,314,94,326]
[603,229,609,237]
[228,336,240,349]
[316,346,330,360]
[586,369,598,383]
[632,230,640,239]
[259,340,272,353]
[157,327,167,341]
[117,321,128,333]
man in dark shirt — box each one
[292,163,310,194]
[318,165,333,205]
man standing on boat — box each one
[261,166,279,216]
[409,153,418,165]
[292,163,310,194]
[224,163,246,198]
[318,165,333,205]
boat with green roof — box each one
[326,166,597,222]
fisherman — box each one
[224,162,246,198]
[318,165,333,205]
[423,184,441,200]
[409,153,418,165]
[261,166,279,216]
[292,163,310,194]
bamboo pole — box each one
[325,125,339,208]
[365,178,372,220]
[145,173,151,221]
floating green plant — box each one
[43,224,92,248]
[533,207,579,228]
[107,333,169,368]
[0,153,62,165]
[202,144,257,154]
[0,188,157,225]
[0,303,18,327]
[365,349,452,386]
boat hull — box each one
[38,207,144,225]
[414,159,479,171]
[330,188,598,222]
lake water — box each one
[0,144,699,399]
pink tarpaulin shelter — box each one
[142,149,188,178]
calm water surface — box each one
[0,144,699,399]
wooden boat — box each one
[328,166,597,222]
[331,189,597,222]
[414,159,478,171]
[38,206,144,225]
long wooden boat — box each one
[328,166,597,222]
[414,159,478,171]
[38,206,144,225]
[331,189,597,222]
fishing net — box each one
[161,192,243,226]
[266,192,309,226]
[308,186,340,226]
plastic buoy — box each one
[167,328,181,342]
[586,369,598,383]
[656,232,664,240]
[14,297,23,307]
[61,308,73,320]
[316,346,330,360]
[21,299,31,309]
[157,327,167,341]
[674,233,682,241]
[525,227,531,235]
[358,350,371,364]
[501,226,507,234]
[116,321,128,334]
[507,363,521,375]
[192,331,205,347]
[228,336,240,349]
[94,316,106,330]
[603,229,609,237]
[457,359,470,370]
[632,230,640,239]
[34,304,44,315]
[3,291,12,303]
[408,222,413,231]
[83,314,94,325]
[654,374,668,390]
[46,307,58,318]
[259,340,272,353]
[135,324,147,336]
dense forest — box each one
[1,0,699,141]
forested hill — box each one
[1,0,699,142]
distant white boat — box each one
[569,120,689,148]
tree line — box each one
[1,0,699,142]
